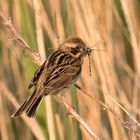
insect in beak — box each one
[86,40,106,76]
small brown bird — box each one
[11,37,92,118]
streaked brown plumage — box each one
[11,37,92,118]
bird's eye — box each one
[75,45,80,50]
[71,45,81,55]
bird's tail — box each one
[11,89,43,118]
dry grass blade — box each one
[0,93,9,140]
[120,0,140,76]
[57,94,99,140]
[0,82,46,140]
[75,84,140,138]
[0,12,43,65]
[33,1,57,140]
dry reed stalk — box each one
[69,0,139,139]
[75,84,140,138]
[30,0,58,47]
[33,1,57,140]
[120,0,140,76]
[55,114,65,140]
[0,82,46,140]
[0,93,9,140]
[106,94,140,127]
[69,0,118,138]
[57,94,99,140]
[0,13,43,65]
[48,0,65,38]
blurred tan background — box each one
[0,0,140,140]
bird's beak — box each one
[85,47,92,55]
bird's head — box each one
[59,37,91,59]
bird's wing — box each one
[28,60,47,89]
[38,52,82,95]
[28,50,72,89]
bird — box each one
[11,36,92,118]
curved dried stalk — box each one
[75,84,140,138]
